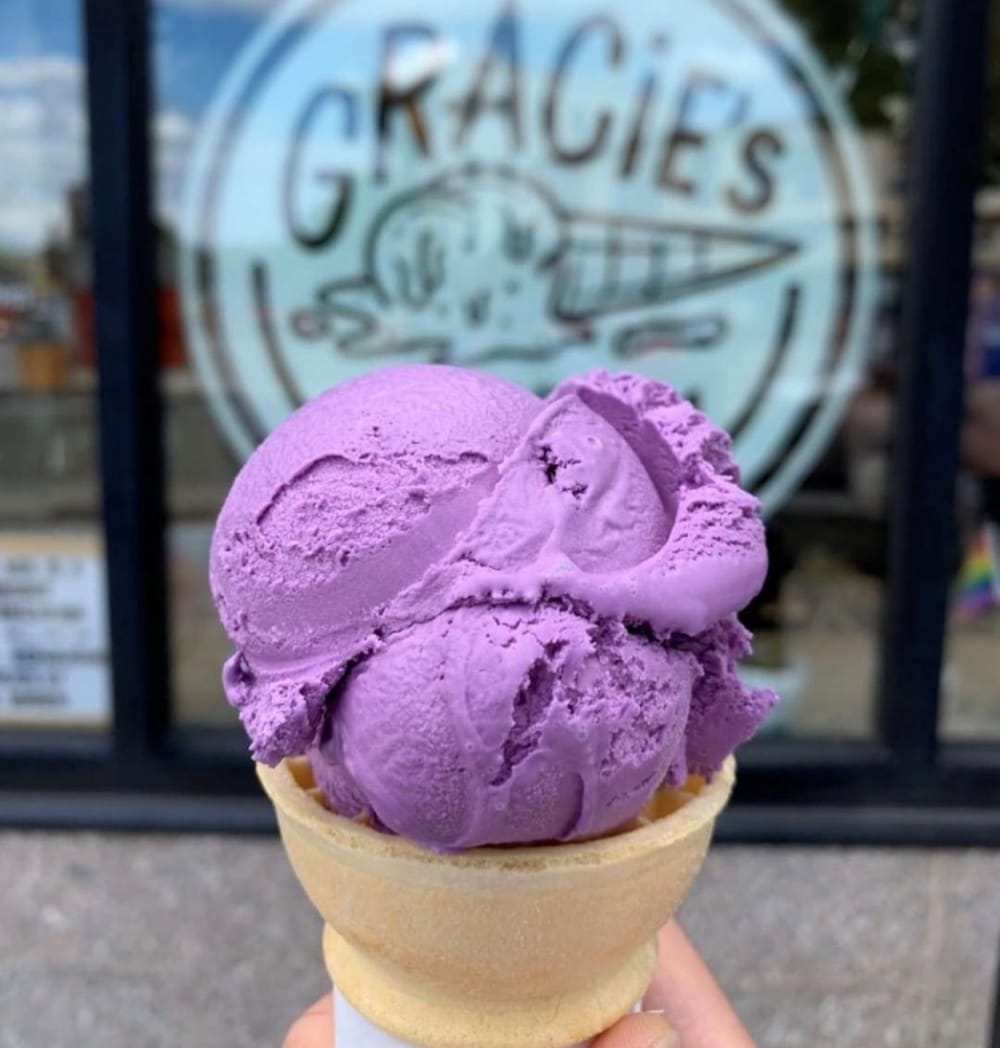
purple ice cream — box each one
[210,365,776,851]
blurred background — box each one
[1,0,999,1045]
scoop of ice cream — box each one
[310,604,698,851]
[210,366,539,761]
[211,364,777,849]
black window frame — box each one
[0,0,997,843]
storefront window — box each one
[0,0,109,732]
[153,2,258,728]
[155,0,916,739]
[941,15,1000,740]
[734,2,915,739]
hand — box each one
[283,920,755,1048]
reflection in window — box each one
[940,13,1000,739]
[742,0,915,739]
[943,241,1000,736]
[0,0,110,730]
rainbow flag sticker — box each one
[953,524,1000,621]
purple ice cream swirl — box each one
[210,365,777,851]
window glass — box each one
[155,0,915,739]
[941,14,1000,740]
[0,0,110,732]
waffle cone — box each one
[257,756,735,1048]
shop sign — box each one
[181,0,877,513]
[0,534,110,726]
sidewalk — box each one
[3,834,998,1047]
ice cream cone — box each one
[257,754,735,1048]
[552,212,797,320]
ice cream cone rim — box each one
[257,755,734,874]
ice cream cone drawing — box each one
[290,164,798,366]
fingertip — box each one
[591,1011,678,1048]
[281,994,334,1048]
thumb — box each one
[592,1012,678,1048]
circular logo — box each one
[181,0,877,514]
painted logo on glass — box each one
[180,0,877,514]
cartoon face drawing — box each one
[291,165,797,366]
